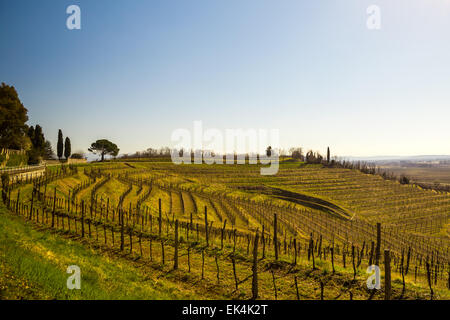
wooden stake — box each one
[274,214,278,260]
[384,249,391,300]
[251,230,259,300]
[204,206,209,247]
[174,219,179,270]
[375,223,381,266]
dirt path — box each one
[265,187,351,219]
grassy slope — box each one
[0,203,199,300]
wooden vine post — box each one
[331,246,335,273]
[81,200,85,237]
[120,209,125,251]
[174,219,179,270]
[351,244,356,280]
[51,187,57,228]
[28,186,34,220]
[293,238,297,265]
[161,238,165,265]
[67,190,71,213]
[262,225,265,259]
[204,206,209,247]
[375,222,381,266]
[15,189,20,214]
[252,230,259,299]
[221,219,226,250]
[274,213,278,260]
[158,198,162,237]
[384,249,391,300]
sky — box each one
[1,0,450,157]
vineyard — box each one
[1,160,449,300]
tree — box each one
[57,129,63,160]
[27,126,35,144]
[266,146,272,157]
[27,148,41,165]
[0,83,30,149]
[33,125,45,151]
[64,137,71,160]
[305,150,324,164]
[146,148,158,156]
[44,140,55,159]
[111,147,119,159]
[70,151,85,159]
[290,147,303,160]
[26,124,47,164]
[399,175,410,185]
[327,147,330,163]
[158,146,171,156]
[88,139,119,161]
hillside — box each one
[1,161,449,300]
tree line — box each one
[0,83,54,164]
[1,82,107,165]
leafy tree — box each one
[290,147,303,160]
[27,126,35,143]
[64,137,71,159]
[70,151,85,159]
[88,139,119,161]
[399,175,410,185]
[306,150,323,164]
[44,140,55,159]
[0,83,30,149]
[27,148,41,165]
[57,129,63,160]
[111,148,119,159]
[146,148,158,156]
[26,124,46,164]
[266,146,272,157]
[33,125,45,150]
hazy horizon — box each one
[91,150,450,162]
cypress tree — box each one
[64,137,71,160]
[57,129,63,160]
[327,147,330,163]
[33,125,45,151]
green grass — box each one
[0,203,199,300]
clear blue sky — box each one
[1,0,449,157]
